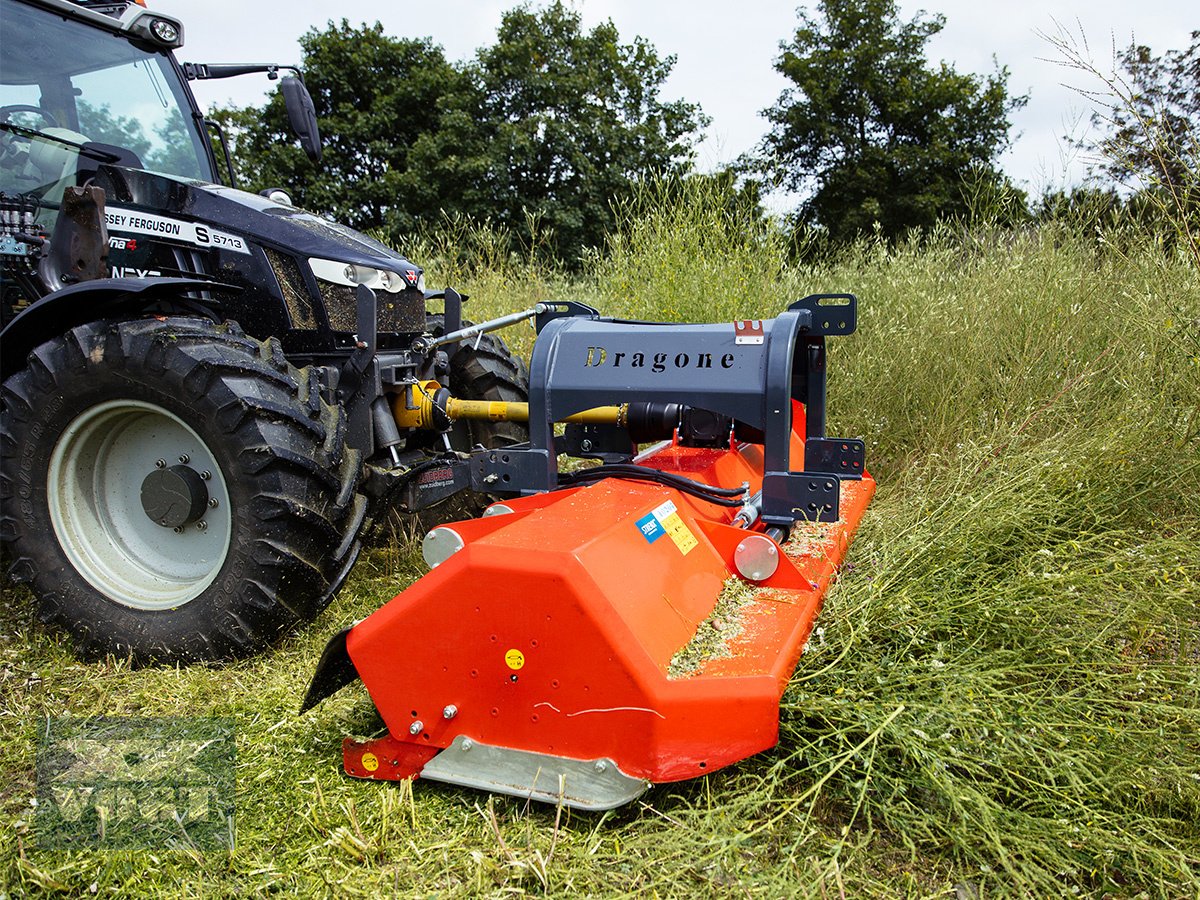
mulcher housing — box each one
[305,296,875,809]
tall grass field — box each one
[2,183,1198,897]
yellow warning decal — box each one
[361,752,379,772]
[652,500,698,555]
[505,649,526,670]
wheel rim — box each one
[47,400,233,610]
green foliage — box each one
[461,2,706,264]
[215,21,467,235]
[1048,27,1199,268]
[957,163,1032,229]
[1035,185,1126,228]
[216,4,706,265]
[754,0,1026,243]
[597,176,786,323]
[1090,31,1199,196]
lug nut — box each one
[196,521,207,531]
[442,705,458,719]
[173,526,183,534]
[200,471,211,480]
[409,721,424,735]
[178,454,190,464]
[155,459,166,469]
[209,498,219,508]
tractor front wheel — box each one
[0,317,365,663]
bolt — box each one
[200,471,211,480]
[461,739,473,752]
[178,454,190,464]
[409,720,423,735]
[442,705,458,720]
[483,473,499,484]
[580,439,593,452]
[173,526,183,534]
[155,459,166,469]
[196,521,207,531]
[209,498,219,508]
[594,761,608,773]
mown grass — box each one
[2,183,1198,897]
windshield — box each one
[0,0,214,198]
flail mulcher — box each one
[303,294,875,810]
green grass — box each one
[2,185,1198,897]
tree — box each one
[1085,33,1198,263]
[457,2,707,261]
[754,0,1025,242]
[1088,32,1199,194]
[214,21,467,237]
[1051,29,1199,266]
[214,5,707,264]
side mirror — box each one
[280,76,321,164]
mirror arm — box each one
[183,63,304,82]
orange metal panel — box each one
[344,421,874,790]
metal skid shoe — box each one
[303,296,875,810]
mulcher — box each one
[303,295,875,810]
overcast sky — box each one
[155,1,1193,205]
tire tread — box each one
[0,316,366,663]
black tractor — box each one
[0,0,528,662]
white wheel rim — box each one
[47,399,233,610]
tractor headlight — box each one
[150,18,180,44]
[308,258,419,294]
[123,10,185,49]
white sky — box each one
[155,1,1194,206]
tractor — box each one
[1,0,527,662]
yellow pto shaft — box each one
[443,399,623,425]
[390,381,622,430]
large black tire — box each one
[433,314,529,454]
[0,317,366,663]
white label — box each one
[649,499,697,555]
[110,266,163,278]
[652,500,678,520]
[105,207,250,255]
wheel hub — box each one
[141,464,209,528]
[47,399,232,610]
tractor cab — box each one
[0,0,216,214]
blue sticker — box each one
[635,512,666,543]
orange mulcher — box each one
[303,295,874,809]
